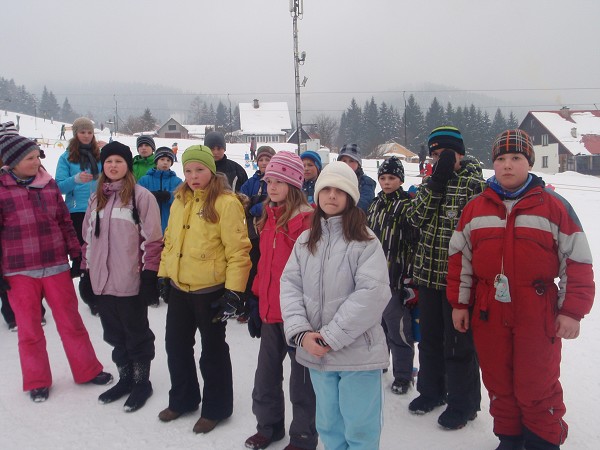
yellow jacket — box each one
[159,188,251,292]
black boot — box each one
[495,434,525,450]
[98,364,132,404]
[522,427,560,450]
[124,360,153,413]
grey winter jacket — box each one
[280,215,391,372]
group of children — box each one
[0,121,594,450]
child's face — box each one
[184,161,212,190]
[378,174,403,194]
[12,150,41,178]
[137,144,153,158]
[302,159,319,181]
[493,153,531,192]
[210,146,225,161]
[103,155,128,182]
[257,155,271,173]
[339,155,359,173]
[318,187,348,217]
[156,156,172,171]
[77,129,94,145]
[266,177,290,205]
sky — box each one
[3,0,600,116]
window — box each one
[168,124,176,131]
[542,156,548,168]
[541,134,549,146]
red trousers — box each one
[7,271,103,391]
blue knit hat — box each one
[300,150,322,172]
[428,126,465,155]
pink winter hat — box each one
[264,151,304,189]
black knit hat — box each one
[428,126,465,155]
[101,141,133,171]
[378,156,405,182]
[136,135,156,152]
[204,131,226,150]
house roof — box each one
[526,110,600,156]
[239,101,291,135]
[377,142,417,157]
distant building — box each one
[156,118,189,139]
[184,124,213,140]
[238,99,291,143]
[376,142,417,161]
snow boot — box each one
[391,378,411,395]
[408,395,445,415]
[245,420,286,449]
[88,371,114,385]
[437,406,477,430]
[99,364,132,404]
[123,360,153,412]
[30,387,49,403]
[495,434,525,450]
[522,427,560,450]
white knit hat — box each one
[314,161,360,205]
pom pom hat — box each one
[492,129,535,166]
[181,145,216,174]
[264,151,304,190]
[428,126,465,155]
[314,161,360,205]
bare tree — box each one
[313,114,338,149]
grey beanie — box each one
[337,143,362,166]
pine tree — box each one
[337,98,362,147]
[402,94,426,151]
[215,101,228,131]
[60,97,78,122]
[189,96,203,124]
[507,111,519,128]
[362,97,380,156]
[139,108,157,132]
[425,97,445,133]
[233,105,241,131]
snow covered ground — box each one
[0,113,598,449]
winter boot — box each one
[437,406,477,430]
[522,427,560,450]
[88,371,114,385]
[30,387,49,403]
[391,378,411,395]
[245,420,286,449]
[495,434,525,450]
[123,360,153,412]
[408,395,445,415]
[99,364,133,404]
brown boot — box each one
[193,417,220,434]
[158,408,182,422]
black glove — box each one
[0,276,10,295]
[152,190,171,203]
[139,270,159,307]
[158,277,171,304]
[78,270,96,306]
[211,290,245,323]
[246,296,262,338]
[427,149,456,192]
[70,257,81,279]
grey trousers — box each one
[382,291,415,381]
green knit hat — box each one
[182,145,216,174]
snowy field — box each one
[0,112,598,449]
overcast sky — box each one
[3,0,600,113]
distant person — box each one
[337,143,376,212]
[300,150,322,205]
[133,136,156,181]
[204,131,248,192]
[418,145,427,176]
[249,136,257,160]
[59,124,66,140]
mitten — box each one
[158,277,171,304]
[78,271,96,305]
[152,190,171,203]
[427,149,456,192]
[0,276,10,295]
[70,257,81,279]
[211,290,245,323]
[139,270,159,307]
[246,296,262,338]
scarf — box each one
[79,144,99,180]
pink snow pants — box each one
[7,271,103,391]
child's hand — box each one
[555,314,580,339]
[78,171,94,183]
[302,332,330,358]
[452,308,470,333]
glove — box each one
[427,149,456,192]
[139,270,159,307]
[78,270,96,306]
[0,276,10,295]
[152,190,171,203]
[402,283,419,309]
[246,296,262,338]
[70,257,81,278]
[211,290,245,323]
[158,277,171,304]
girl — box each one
[0,134,111,403]
[244,151,317,450]
[55,117,102,315]
[300,150,322,205]
[157,145,251,434]
[281,161,391,450]
[81,141,162,412]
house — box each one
[376,142,417,160]
[155,118,189,139]
[519,108,600,175]
[184,124,212,140]
[238,99,291,143]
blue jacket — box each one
[55,150,102,213]
[138,168,183,233]
[357,169,376,212]
[240,170,267,240]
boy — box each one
[366,156,419,395]
[300,150,322,205]
[337,143,375,212]
[447,130,594,450]
[405,126,484,430]
[204,131,248,192]
[133,136,156,181]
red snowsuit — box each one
[447,179,594,445]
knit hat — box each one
[337,143,362,166]
[428,126,465,155]
[378,156,405,182]
[136,135,156,152]
[0,135,40,168]
[72,117,94,136]
[255,145,276,161]
[300,150,323,172]
[492,129,535,166]
[100,141,133,171]
[0,121,18,137]
[264,151,304,190]
[314,161,360,206]
[181,145,216,174]
[154,146,176,164]
[204,131,226,150]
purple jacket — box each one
[82,181,162,297]
[0,167,80,275]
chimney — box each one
[559,106,571,119]
[253,99,260,109]
[571,127,577,138]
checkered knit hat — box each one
[136,135,156,152]
[428,126,465,155]
[0,135,40,168]
[378,156,405,182]
[337,143,362,166]
[492,129,535,166]
[264,151,304,190]
[154,146,176,164]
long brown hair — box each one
[306,194,372,254]
[95,171,137,211]
[67,135,100,163]
[256,184,310,232]
[173,172,231,223]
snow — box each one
[529,110,600,156]
[239,102,292,135]
[1,112,599,449]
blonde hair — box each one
[95,171,137,211]
[174,172,231,223]
[256,184,310,232]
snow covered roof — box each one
[183,124,211,136]
[529,110,600,156]
[239,101,291,135]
